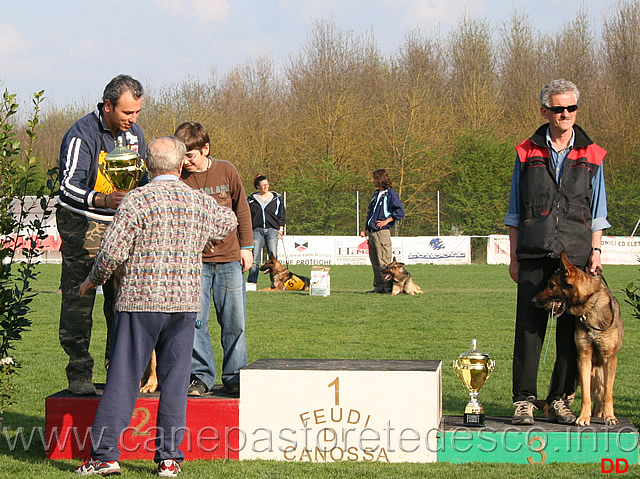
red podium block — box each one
[45,385,240,460]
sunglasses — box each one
[545,104,578,114]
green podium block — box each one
[438,416,639,464]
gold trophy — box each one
[453,339,495,427]
[98,138,146,192]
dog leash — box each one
[542,304,556,365]
[280,236,290,268]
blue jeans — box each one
[247,227,279,283]
[192,261,247,390]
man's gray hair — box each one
[102,74,144,106]
[146,136,186,175]
[540,79,580,107]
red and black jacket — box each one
[515,124,606,267]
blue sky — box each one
[1,0,618,107]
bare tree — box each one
[141,75,220,142]
[496,10,546,138]
[215,56,284,183]
[447,15,501,131]
[283,20,376,173]
[371,29,449,234]
[600,0,640,165]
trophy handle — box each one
[485,359,495,382]
[132,163,147,188]
[453,359,464,382]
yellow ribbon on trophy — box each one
[94,150,117,195]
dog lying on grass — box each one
[259,254,310,291]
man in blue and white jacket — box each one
[57,74,147,395]
[360,168,405,293]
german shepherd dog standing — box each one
[533,251,624,426]
[380,257,423,296]
[259,253,311,291]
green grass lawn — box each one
[1,263,638,477]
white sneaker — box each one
[157,459,181,477]
[75,456,120,475]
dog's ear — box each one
[560,251,576,275]
[269,253,275,260]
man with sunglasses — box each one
[505,79,610,426]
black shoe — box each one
[68,378,97,395]
[188,377,208,396]
[224,382,240,396]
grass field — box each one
[0,263,639,477]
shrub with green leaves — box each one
[0,89,57,414]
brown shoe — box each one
[68,378,97,395]
[548,398,576,425]
[512,396,537,425]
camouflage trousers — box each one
[57,206,121,384]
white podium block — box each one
[239,359,442,463]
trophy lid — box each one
[458,338,490,360]
[105,137,139,163]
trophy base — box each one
[463,412,485,427]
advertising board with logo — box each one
[278,236,471,265]
[401,237,470,265]
[280,236,334,266]
[487,235,640,265]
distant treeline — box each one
[27,2,640,236]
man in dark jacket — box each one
[360,168,405,293]
[505,79,610,425]
[57,74,146,395]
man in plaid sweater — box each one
[75,136,237,477]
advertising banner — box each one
[487,235,640,265]
[401,236,471,265]
[280,236,334,266]
[278,236,471,265]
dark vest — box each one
[514,124,606,267]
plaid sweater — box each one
[88,178,237,312]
